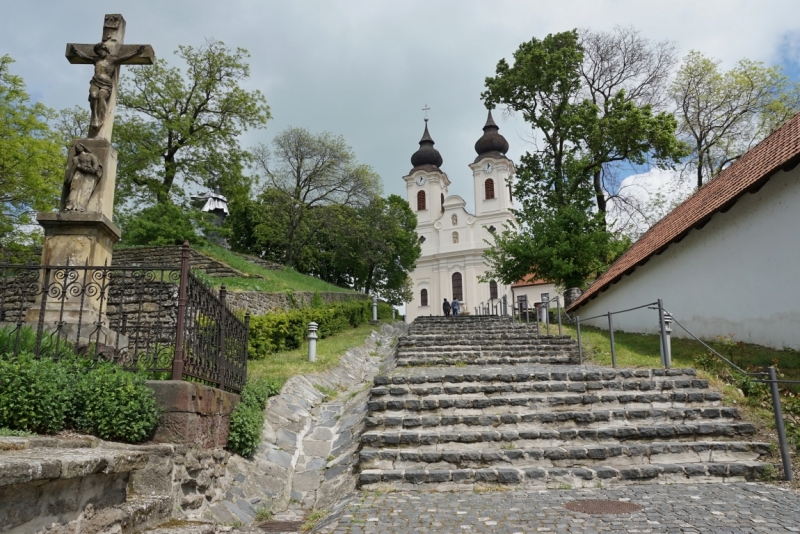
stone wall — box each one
[111,246,246,278]
[226,290,368,315]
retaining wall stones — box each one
[225,290,368,316]
[202,322,407,526]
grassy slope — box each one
[196,244,354,293]
[247,322,387,388]
[561,322,800,383]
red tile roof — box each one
[568,112,800,312]
[512,274,549,288]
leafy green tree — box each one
[480,30,671,288]
[117,203,208,247]
[670,51,800,188]
[0,55,63,247]
[250,127,381,267]
[116,39,270,205]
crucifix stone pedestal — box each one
[26,14,154,335]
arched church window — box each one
[489,280,498,300]
[452,231,459,244]
[452,272,463,301]
[417,190,426,211]
[485,179,495,199]
[451,214,458,226]
[420,288,428,307]
[441,193,445,212]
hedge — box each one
[248,298,393,358]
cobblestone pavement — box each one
[329,483,800,533]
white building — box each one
[404,112,516,321]
[567,112,800,350]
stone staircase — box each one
[358,316,771,489]
[396,316,579,366]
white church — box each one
[404,112,516,321]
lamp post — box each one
[308,322,318,362]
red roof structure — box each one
[511,274,549,288]
[568,112,800,312]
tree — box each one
[0,55,63,248]
[116,39,270,204]
[480,30,668,288]
[117,202,208,247]
[251,127,381,267]
[670,51,800,189]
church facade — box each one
[404,112,516,321]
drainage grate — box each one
[563,499,644,514]
[256,520,304,532]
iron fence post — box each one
[664,312,672,369]
[217,284,227,390]
[545,298,550,336]
[608,312,616,368]
[172,241,190,381]
[768,366,793,481]
[576,315,582,365]
[244,311,250,362]
[657,298,667,368]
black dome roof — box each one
[411,121,443,168]
[474,110,509,157]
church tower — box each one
[469,110,514,216]
[403,119,450,228]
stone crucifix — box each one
[65,14,154,140]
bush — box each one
[227,377,280,457]
[0,353,73,434]
[72,362,159,443]
[117,203,208,247]
[248,299,393,358]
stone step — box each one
[373,366,698,386]
[364,407,741,430]
[359,441,771,470]
[371,378,709,397]
[400,333,573,341]
[358,461,771,489]
[396,355,576,366]
[366,390,723,413]
[361,422,757,448]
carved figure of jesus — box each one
[69,43,144,137]
[64,144,103,212]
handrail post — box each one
[768,366,793,481]
[172,241,190,381]
[576,315,582,365]
[556,296,562,336]
[657,298,667,368]
[608,312,616,369]
[664,312,672,369]
[545,298,550,336]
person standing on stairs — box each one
[452,297,460,317]
[443,298,451,316]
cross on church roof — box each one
[422,104,430,122]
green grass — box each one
[195,244,354,294]
[563,322,800,384]
[248,322,386,388]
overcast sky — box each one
[3,0,800,212]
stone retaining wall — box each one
[112,246,246,278]
[226,290,368,315]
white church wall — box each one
[575,166,800,350]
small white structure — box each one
[511,275,564,317]
[405,113,516,322]
[568,113,800,350]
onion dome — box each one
[474,110,509,159]
[411,119,443,169]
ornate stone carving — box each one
[64,144,103,212]
[451,214,458,226]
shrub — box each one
[227,377,281,457]
[0,353,73,434]
[72,362,159,443]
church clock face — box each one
[416,175,426,186]
[482,162,493,174]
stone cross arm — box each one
[65,43,155,65]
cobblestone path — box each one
[331,483,800,533]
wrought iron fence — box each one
[0,243,248,393]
